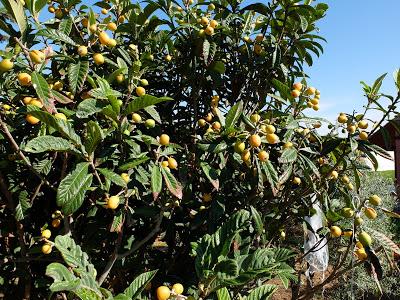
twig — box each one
[97,226,124,285]
[97,209,164,285]
[118,209,164,259]
[0,116,56,190]
[90,160,104,189]
[14,37,35,70]
[30,181,43,203]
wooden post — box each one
[395,135,400,186]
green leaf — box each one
[27,109,83,148]
[51,235,102,299]
[151,165,162,200]
[59,17,73,35]
[262,161,279,187]
[31,71,51,110]
[245,285,277,300]
[98,168,127,188]
[161,167,183,199]
[143,105,161,123]
[216,287,231,300]
[53,235,97,277]
[200,162,219,190]
[68,61,89,94]
[76,99,106,118]
[1,0,27,37]
[299,15,308,32]
[250,206,263,235]
[272,79,290,100]
[46,263,80,292]
[203,39,210,63]
[24,136,74,153]
[125,95,173,114]
[197,142,227,153]
[33,159,52,175]
[36,28,78,45]
[214,259,239,278]
[84,121,103,155]
[119,156,150,171]
[50,90,73,104]
[46,262,77,284]
[15,190,30,221]
[279,148,298,163]
[123,270,158,299]
[110,210,125,233]
[225,101,243,129]
[56,162,93,215]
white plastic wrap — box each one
[304,202,329,278]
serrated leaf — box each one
[216,287,231,300]
[98,168,127,187]
[123,270,158,299]
[46,262,77,283]
[250,206,263,235]
[203,38,210,63]
[161,168,182,199]
[197,142,227,153]
[299,15,308,32]
[214,259,239,278]
[37,28,77,45]
[85,121,103,155]
[262,161,279,187]
[151,165,162,200]
[56,162,93,215]
[279,148,298,163]
[59,17,73,35]
[143,105,161,123]
[24,136,74,153]
[200,162,219,190]
[15,190,30,221]
[119,156,150,171]
[50,90,74,104]
[31,71,52,111]
[53,235,97,276]
[27,109,83,148]
[125,95,173,114]
[68,61,89,94]
[33,159,52,175]
[245,285,277,300]
[225,101,243,129]
[76,99,106,118]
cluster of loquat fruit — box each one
[40,210,64,255]
[291,82,321,111]
[337,112,370,141]
[330,194,382,261]
[156,283,189,300]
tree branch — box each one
[0,116,56,190]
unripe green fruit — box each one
[342,207,354,219]
[358,231,372,247]
[234,141,245,153]
[369,194,382,206]
[354,217,364,226]
[145,119,155,128]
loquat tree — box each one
[0,0,399,299]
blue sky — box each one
[305,0,400,121]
